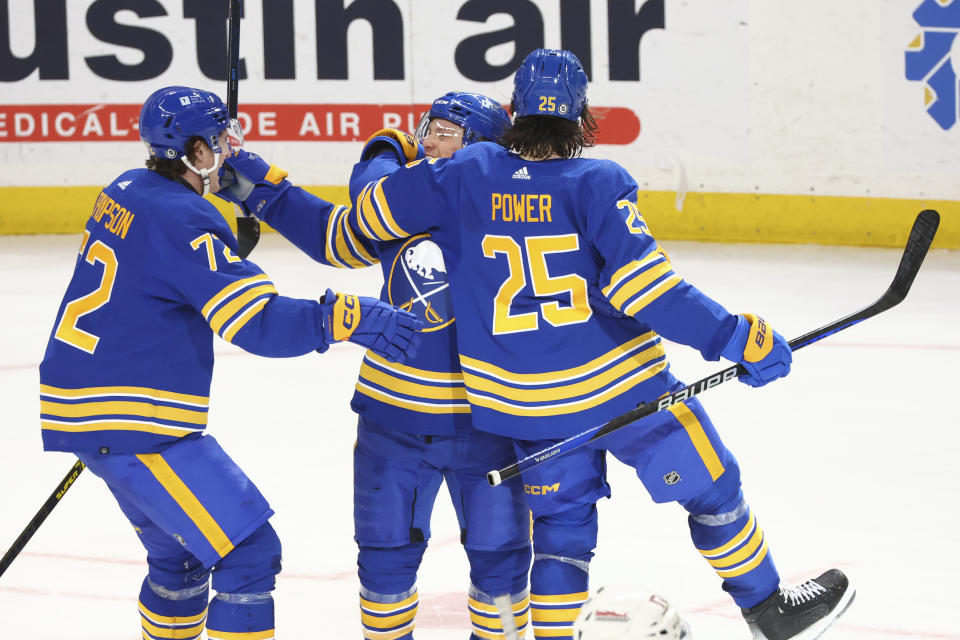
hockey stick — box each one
[487,209,940,487]
[494,594,521,640]
[227,0,260,259]
[0,458,85,578]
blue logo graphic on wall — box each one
[388,235,454,332]
[905,0,960,129]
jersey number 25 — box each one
[482,233,592,335]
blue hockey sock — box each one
[138,576,209,640]
[529,503,596,640]
[359,586,418,640]
[206,522,281,638]
[468,584,530,640]
[207,594,274,639]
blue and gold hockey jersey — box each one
[341,144,739,440]
[257,156,470,435]
[40,168,329,454]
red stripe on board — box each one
[0,104,641,145]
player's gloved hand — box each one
[360,128,425,163]
[587,285,629,319]
[317,288,423,362]
[216,149,291,218]
[720,313,792,387]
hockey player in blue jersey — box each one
[38,86,422,640]
[217,52,855,639]
[217,92,533,640]
[216,49,854,640]
[326,50,854,640]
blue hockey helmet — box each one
[415,91,512,146]
[512,49,587,121]
[139,86,230,160]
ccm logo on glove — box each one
[333,294,359,340]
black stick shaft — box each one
[226,0,241,119]
[488,210,939,486]
[0,459,85,578]
[226,0,261,259]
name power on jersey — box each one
[491,193,553,222]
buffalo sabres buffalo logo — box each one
[388,235,454,332]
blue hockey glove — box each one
[360,128,425,163]
[318,289,423,362]
[720,313,792,387]
[216,149,291,218]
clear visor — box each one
[415,115,464,144]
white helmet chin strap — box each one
[180,152,221,196]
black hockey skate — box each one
[741,569,855,640]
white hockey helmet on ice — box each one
[572,586,691,639]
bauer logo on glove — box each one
[744,313,769,361]
[720,313,791,387]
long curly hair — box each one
[499,105,599,159]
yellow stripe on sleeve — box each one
[359,183,397,241]
[667,403,724,481]
[208,284,278,334]
[324,206,349,268]
[338,207,378,266]
[135,454,235,558]
[201,274,271,319]
[372,178,411,238]
[602,251,664,296]
[221,298,271,343]
[622,275,682,316]
[608,261,675,310]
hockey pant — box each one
[516,397,782,640]
[77,434,280,639]
[354,417,532,639]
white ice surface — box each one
[1,233,958,639]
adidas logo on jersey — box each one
[117,180,132,190]
[512,166,531,180]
